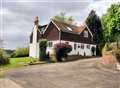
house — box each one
[29,16,96,58]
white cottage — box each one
[29,17,96,58]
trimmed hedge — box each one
[11,47,29,57]
[0,49,9,65]
[39,39,47,61]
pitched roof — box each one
[52,20,85,34]
[38,24,47,34]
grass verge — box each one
[0,57,37,77]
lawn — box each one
[0,57,37,77]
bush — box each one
[0,49,9,65]
[115,50,120,62]
[102,43,114,54]
[39,39,47,61]
[12,47,29,57]
[54,43,72,62]
[102,42,120,63]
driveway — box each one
[1,58,120,88]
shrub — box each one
[102,42,120,63]
[39,39,47,61]
[102,43,114,54]
[54,43,72,62]
[12,47,29,57]
[115,50,120,62]
[0,49,9,65]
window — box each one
[78,45,80,48]
[65,42,69,44]
[48,42,52,47]
[67,27,72,31]
[84,30,88,38]
[86,44,90,49]
[74,43,77,50]
[81,44,84,49]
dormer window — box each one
[84,30,88,38]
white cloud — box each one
[87,0,120,16]
[0,8,9,16]
[1,0,119,49]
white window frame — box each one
[84,30,88,38]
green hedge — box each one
[11,47,29,57]
[0,49,9,65]
[39,39,47,61]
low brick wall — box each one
[66,55,97,61]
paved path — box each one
[1,58,120,88]
[0,78,23,88]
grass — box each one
[0,57,38,77]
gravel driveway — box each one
[2,58,120,88]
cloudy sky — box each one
[0,0,119,49]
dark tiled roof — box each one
[38,24,47,34]
[52,20,85,34]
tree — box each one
[85,10,103,55]
[53,12,75,25]
[85,10,103,44]
[101,3,120,42]
[39,39,47,61]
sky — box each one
[0,0,120,49]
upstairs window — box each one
[84,30,88,38]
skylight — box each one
[67,27,72,31]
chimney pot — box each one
[34,16,39,25]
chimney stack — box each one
[34,16,39,25]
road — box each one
[1,58,120,88]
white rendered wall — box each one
[29,43,39,58]
[46,40,96,56]
[29,25,39,58]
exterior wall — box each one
[29,43,39,58]
[46,40,96,56]
[46,40,60,54]
[29,25,39,58]
[61,29,94,44]
[44,22,60,41]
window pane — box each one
[74,43,76,50]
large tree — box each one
[102,3,120,43]
[85,10,103,44]
[85,10,103,55]
[53,12,75,24]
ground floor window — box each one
[86,44,90,49]
[81,44,84,49]
[65,42,69,44]
[74,43,77,50]
[48,41,53,47]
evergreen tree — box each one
[85,10,103,55]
